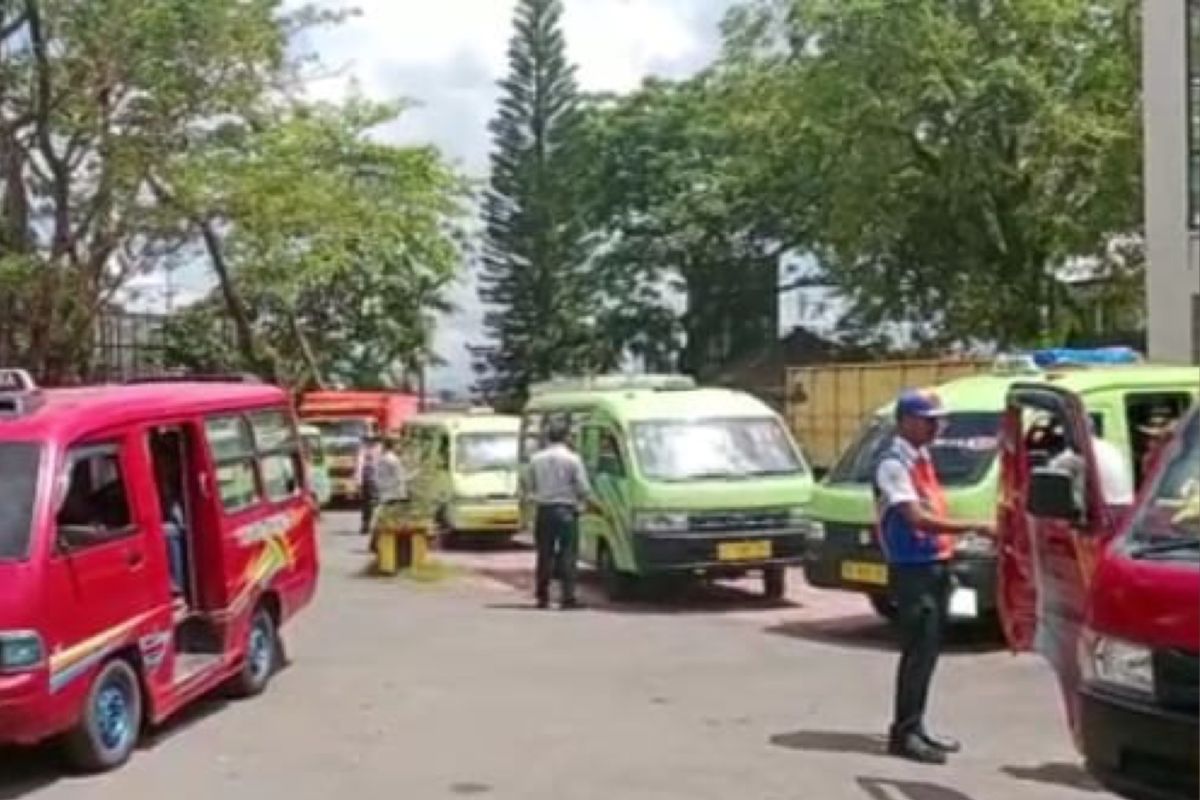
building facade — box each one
[1144,0,1200,363]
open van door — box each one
[999,383,1119,736]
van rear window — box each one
[0,443,41,561]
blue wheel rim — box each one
[95,679,133,753]
[248,619,272,682]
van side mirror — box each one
[1027,467,1079,521]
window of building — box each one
[1190,0,1199,228]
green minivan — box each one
[801,357,1199,623]
[521,376,814,600]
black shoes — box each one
[560,599,585,610]
[888,733,947,765]
[920,730,961,753]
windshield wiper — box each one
[1130,538,1200,559]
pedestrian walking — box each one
[874,390,995,764]
[359,435,382,536]
[522,419,599,610]
[368,436,412,553]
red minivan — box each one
[999,383,1198,800]
[0,371,319,771]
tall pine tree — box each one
[474,0,600,406]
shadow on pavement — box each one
[442,535,532,553]
[770,729,888,757]
[856,777,978,800]
[0,745,62,799]
[765,616,1001,655]
[476,566,799,615]
[1001,762,1104,793]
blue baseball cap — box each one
[895,390,948,421]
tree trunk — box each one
[197,218,263,372]
[288,310,326,390]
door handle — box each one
[127,550,145,568]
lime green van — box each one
[801,357,1199,622]
[521,376,814,600]
[403,411,521,544]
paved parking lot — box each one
[1,512,1116,800]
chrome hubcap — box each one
[248,621,272,682]
[95,682,131,752]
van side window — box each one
[597,430,625,478]
[251,409,303,502]
[1125,393,1193,486]
[57,444,134,545]
[205,416,261,512]
[521,413,543,457]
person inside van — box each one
[1047,417,1134,515]
[152,438,189,600]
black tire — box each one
[63,658,143,772]
[598,542,636,601]
[230,606,278,698]
[869,593,900,622]
[763,566,787,600]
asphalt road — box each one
[0,512,1116,800]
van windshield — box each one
[828,412,1002,487]
[313,418,371,442]
[1126,411,1199,563]
[0,442,41,561]
[631,418,804,482]
[456,433,518,473]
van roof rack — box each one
[529,374,696,396]
[0,369,43,417]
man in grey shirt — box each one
[523,419,598,609]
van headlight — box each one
[954,531,996,557]
[0,631,45,672]
[1080,631,1154,696]
[793,514,825,542]
[635,512,689,533]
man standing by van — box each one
[875,390,994,765]
[523,419,597,610]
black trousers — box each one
[360,491,378,536]
[890,562,952,739]
[534,505,580,603]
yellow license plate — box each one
[841,561,888,586]
[717,540,772,562]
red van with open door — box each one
[0,371,319,771]
[999,384,1198,800]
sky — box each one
[126,0,739,392]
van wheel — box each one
[869,594,899,622]
[598,543,636,602]
[231,607,278,698]
[64,658,143,772]
[763,566,787,600]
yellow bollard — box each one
[376,526,398,575]
[410,527,428,568]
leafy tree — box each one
[0,0,322,381]
[474,0,600,406]
[158,98,468,388]
[573,78,792,377]
[718,0,1142,349]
